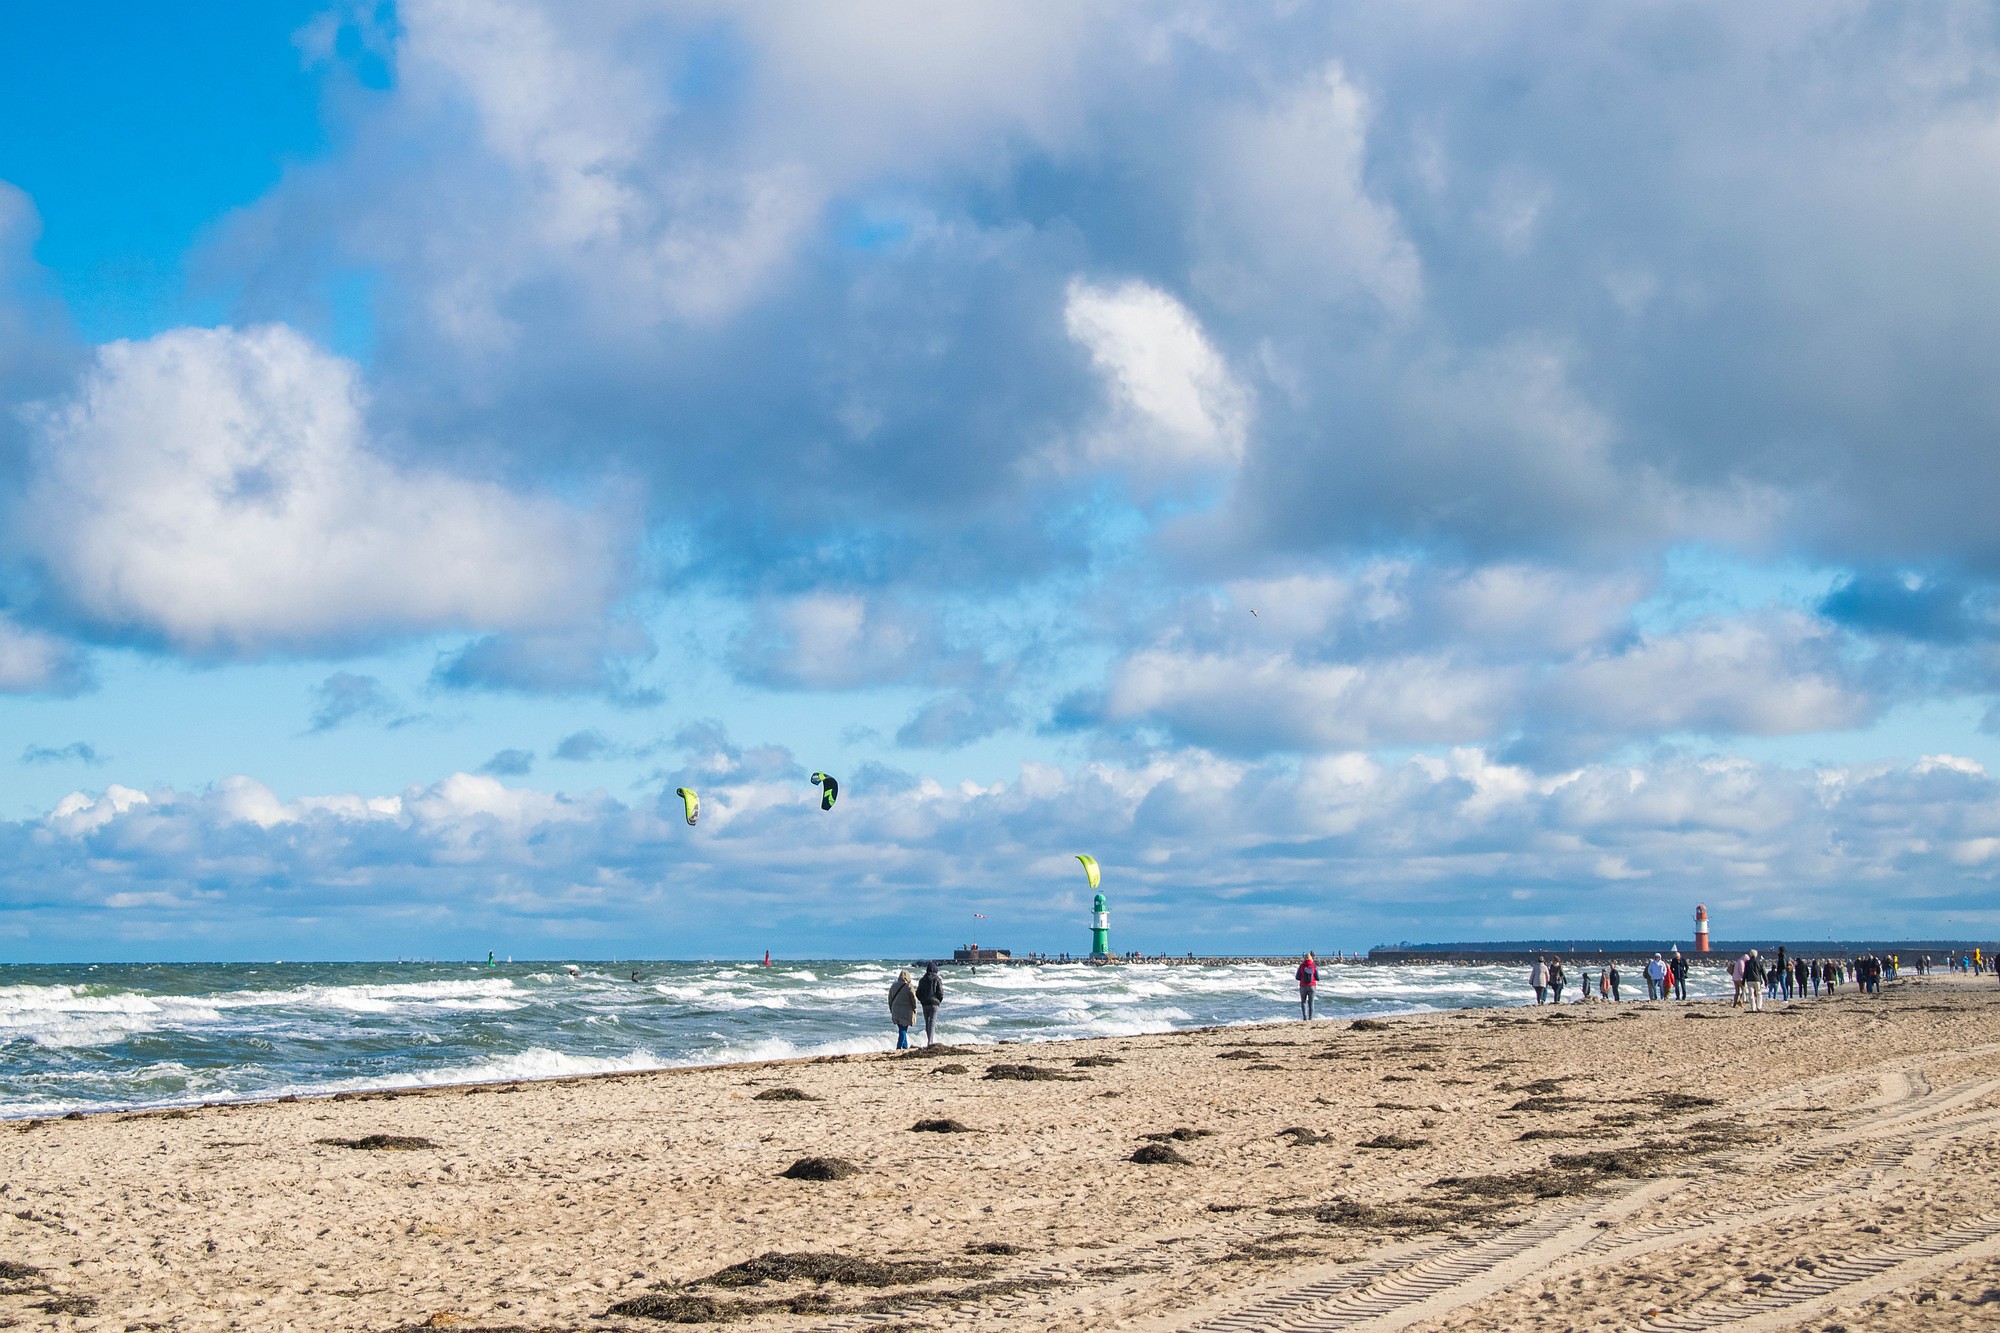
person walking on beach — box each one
[1729,953,1746,1006]
[1296,952,1319,1020]
[888,969,919,1050]
[1607,961,1622,1001]
[1549,957,1568,1004]
[1670,950,1688,1000]
[1645,954,1667,1001]
[1599,966,1612,1001]
[1530,956,1548,1005]
[915,960,945,1045]
[1744,950,1767,1012]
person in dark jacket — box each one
[915,961,945,1045]
[1670,950,1688,1000]
[888,969,918,1049]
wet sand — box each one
[4,974,1999,1331]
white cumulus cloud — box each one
[1064,278,1248,476]
[22,324,618,655]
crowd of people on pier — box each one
[1516,948,1946,1010]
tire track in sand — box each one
[1166,1067,2000,1333]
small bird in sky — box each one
[1250,608,1259,616]
[972,912,987,919]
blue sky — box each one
[4,1,2000,961]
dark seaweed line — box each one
[792,1173,1366,1331]
[1641,1212,2000,1333]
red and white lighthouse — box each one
[1694,904,1710,953]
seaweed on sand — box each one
[850,1276,1066,1312]
[0,1260,44,1297]
[910,1118,973,1133]
[931,1064,969,1075]
[751,1087,815,1101]
[1278,1127,1336,1146]
[983,1064,1082,1081]
[1636,1091,1719,1112]
[33,1295,97,1315]
[1357,1133,1429,1150]
[1429,1168,1598,1200]
[609,1252,1042,1323]
[349,1129,432,1147]
[1546,1147,1665,1177]
[1131,1143,1194,1165]
[1225,1236,1324,1263]
[1140,1127,1215,1142]
[965,1241,1023,1255]
[1072,1054,1122,1067]
[606,1291,750,1322]
[1308,1197,1492,1235]
[1507,1096,1581,1112]
[899,1044,975,1058]
[1348,1019,1394,1031]
[779,1157,860,1181]
[697,1252,987,1289]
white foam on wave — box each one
[682,1033,899,1066]
[265,1046,670,1102]
[205,977,525,1013]
[0,984,228,1047]
[647,983,793,1011]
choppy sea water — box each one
[0,959,1733,1118]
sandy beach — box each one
[4,973,1998,1332]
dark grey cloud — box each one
[478,749,535,778]
[307,672,408,732]
[550,728,659,763]
[21,741,100,766]
[431,625,661,706]
[896,691,1019,750]
[553,729,614,762]
[1819,574,1993,645]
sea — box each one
[0,958,1734,1119]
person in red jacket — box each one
[1296,952,1319,1020]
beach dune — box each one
[3,975,1998,1331]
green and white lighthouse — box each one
[1090,892,1110,958]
